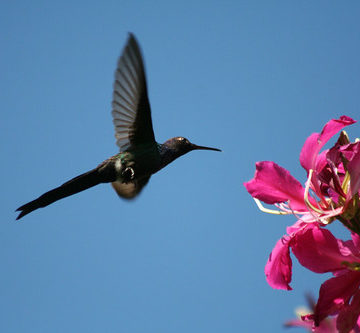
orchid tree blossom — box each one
[244,116,359,289]
[291,226,360,332]
[244,116,359,230]
[243,116,360,331]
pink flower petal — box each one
[292,224,359,274]
[286,220,307,234]
[347,143,360,200]
[265,235,293,290]
[315,150,330,173]
[284,318,313,330]
[339,142,360,162]
[300,116,356,172]
[314,271,360,326]
[337,289,360,333]
[324,147,347,198]
[244,161,308,211]
[352,233,360,252]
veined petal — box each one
[265,223,317,290]
[291,225,358,273]
[244,161,308,211]
[300,116,356,172]
[265,235,293,290]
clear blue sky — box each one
[1,1,360,332]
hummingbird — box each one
[16,33,221,220]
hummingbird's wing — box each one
[112,33,155,151]
[111,176,151,199]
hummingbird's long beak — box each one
[191,144,221,152]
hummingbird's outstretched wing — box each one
[111,176,151,200]
[112,33,155,151]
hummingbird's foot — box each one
[122,167,135,183]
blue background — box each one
[1,1,360,332]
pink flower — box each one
[243,116,360,330]
[290,226,360,332]
[244,116,360,288]
[244,116,359,228]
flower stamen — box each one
[304,169,324,215]
[253,198,291,215]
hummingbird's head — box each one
[164,137,221,155]
[158,137,221,170]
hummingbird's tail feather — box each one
[16,166,114,220]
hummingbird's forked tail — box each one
[16,165,115,220]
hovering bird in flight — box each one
[16,33,221,220]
